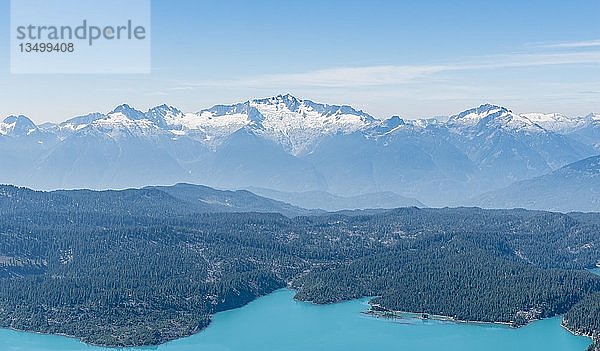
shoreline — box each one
[561,322,596,351]
[0,288,292,349]
[0,326,116,349]
[366,304,595,348]
[1,289,595,349]
[365,304,514,327]
[0,317,211,349]
[561,320,595,339]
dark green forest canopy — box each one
[0,185,600,347]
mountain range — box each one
[1,94,598,208]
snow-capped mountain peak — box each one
[364,116,407,138]
[243,95,377,154]
[148,104,182,117]
[145,104,183,128]
[382,116,406,129]
[252,94,302,112]
[247,94,375,122]
[449,104,509,126]
[449,103,545,133]
[111,104,146,120]
[0,115,38,136]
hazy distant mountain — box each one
[471,155,600,212]
[247,187,425,211]
[148,183,318,216]
[0,95,597,206]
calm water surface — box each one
[0,289,591,351]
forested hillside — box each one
[0,186,599,348]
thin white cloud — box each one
[176,65,448,88]
[540,39,600,48]
[177,51,600,89]
[464,51,600,69]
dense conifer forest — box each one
[0,185,599,348]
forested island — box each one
[0,184,600,349]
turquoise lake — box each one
[0,289,592,351]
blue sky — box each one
[1,0,599,122]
